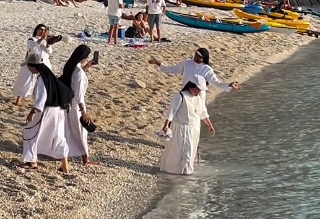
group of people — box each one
[105,0,166,44]
[13,24,98,174]
[12,23,240,175]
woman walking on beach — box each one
[149,48,241,103]
[20,53,74,174]
[160,75,214,175]
[59,45,99,166]
[13,24,53,106]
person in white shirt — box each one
[148,47,241,105]
[160,74,214,175]
[106,0,124,45]
[146,0,166,43]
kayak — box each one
[242,5,263,14]
[260,9,299,20]
[195,12,297,34]
[181,0,245,10]
[308,9,320,18]
[234,9,310,29]
[165,11,270,33]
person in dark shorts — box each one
[146,0,166,43]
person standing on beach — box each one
[149,48,241,103]
[146,0,166,43]
[59,45,99,166]
[106,0,124,45]
[13,24,53,106]
[160,75,214,175]
[20,53,74,174]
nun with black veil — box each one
[13,24,53,106]
[59,45,99,166]
[20,52,74,174]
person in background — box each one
[20,53,73,174]
[132,12,149,38]
[106,0,124,45]
[160,75,214,175]
[149,48,241,105]
[59,45,99,166]
[13,24,52,106]
[146,0,166,43]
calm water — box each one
[143,40,320,219]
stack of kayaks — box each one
[234,9,310,29]
[165,11,270,33]
[195,12,297,34]
[260,9,300,20]
[181,0,244,10]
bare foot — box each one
[84,161,100,166]
[19,162,38,170]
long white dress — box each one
[13,37,53,98]
[65,63,89,157]
[22,76,69,162]
[160,59,231,104]
[160,90,209,175]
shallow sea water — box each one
[143,40,320,219]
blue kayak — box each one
[165,11,270,34]
[242,5,263,14]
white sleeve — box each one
[199,95,209,120]
[166,93,183,121]
[159,60,186,75]
[46,43,53,54]
[73,71,86,104]
[119,0,123,4]
[33,77,47,112]
[27,38,38,49]
[161,0,166,6]
[206,69,231,92]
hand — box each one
[81,112,91,124]
[162,125,169,133]
[26,112,35,123]
[229,82,241,90]
[148,57,160,65]
[42,30,49,40]
[209,125,215,136]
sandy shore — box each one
[0,1,319,218]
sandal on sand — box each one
[84,161,100,166]
[47,35,63,45]
[57,167,69,174]
[19,162,38,170]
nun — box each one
[13,24,53,106]
[59,45,98,166]
[149,48,241,105]
[20,52,74,174]
[160,75,214,175]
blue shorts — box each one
[108,15,120,25]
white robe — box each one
[160,90,209,175]
[160,59,231,105]
[65,63,89,157]
[13,37,53,98]
[22,76,69,162]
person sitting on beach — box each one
[132,12,149,38]
[20,52,74,174]
[148,48,241,106]
[13,24,53,106]
[59,45,99,166]
[160,75,214,175]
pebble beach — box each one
[0,1,320,218]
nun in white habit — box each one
[13,24,53,106]
[149,48,241,105]
[20,53,74,174]
[160,75,215,175]
[59,45,98,166]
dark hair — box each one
[181,81,198,91]
[135,12,143,20]
[196,48,209,65]
[33,24,46,37]
[59,45,91,89]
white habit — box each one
[65,63,89,157]
[13,37,53,98]
[160,90,209,175]
[160,59,231,104]
[22,76,69,162]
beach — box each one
[0,1,319,218]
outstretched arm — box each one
[149,57,186,75]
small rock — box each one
[133,79,146,89]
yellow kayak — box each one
[182,0,244,10]
[234,9,310,29]
[261,9,299,20]
[226,0,244,3]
